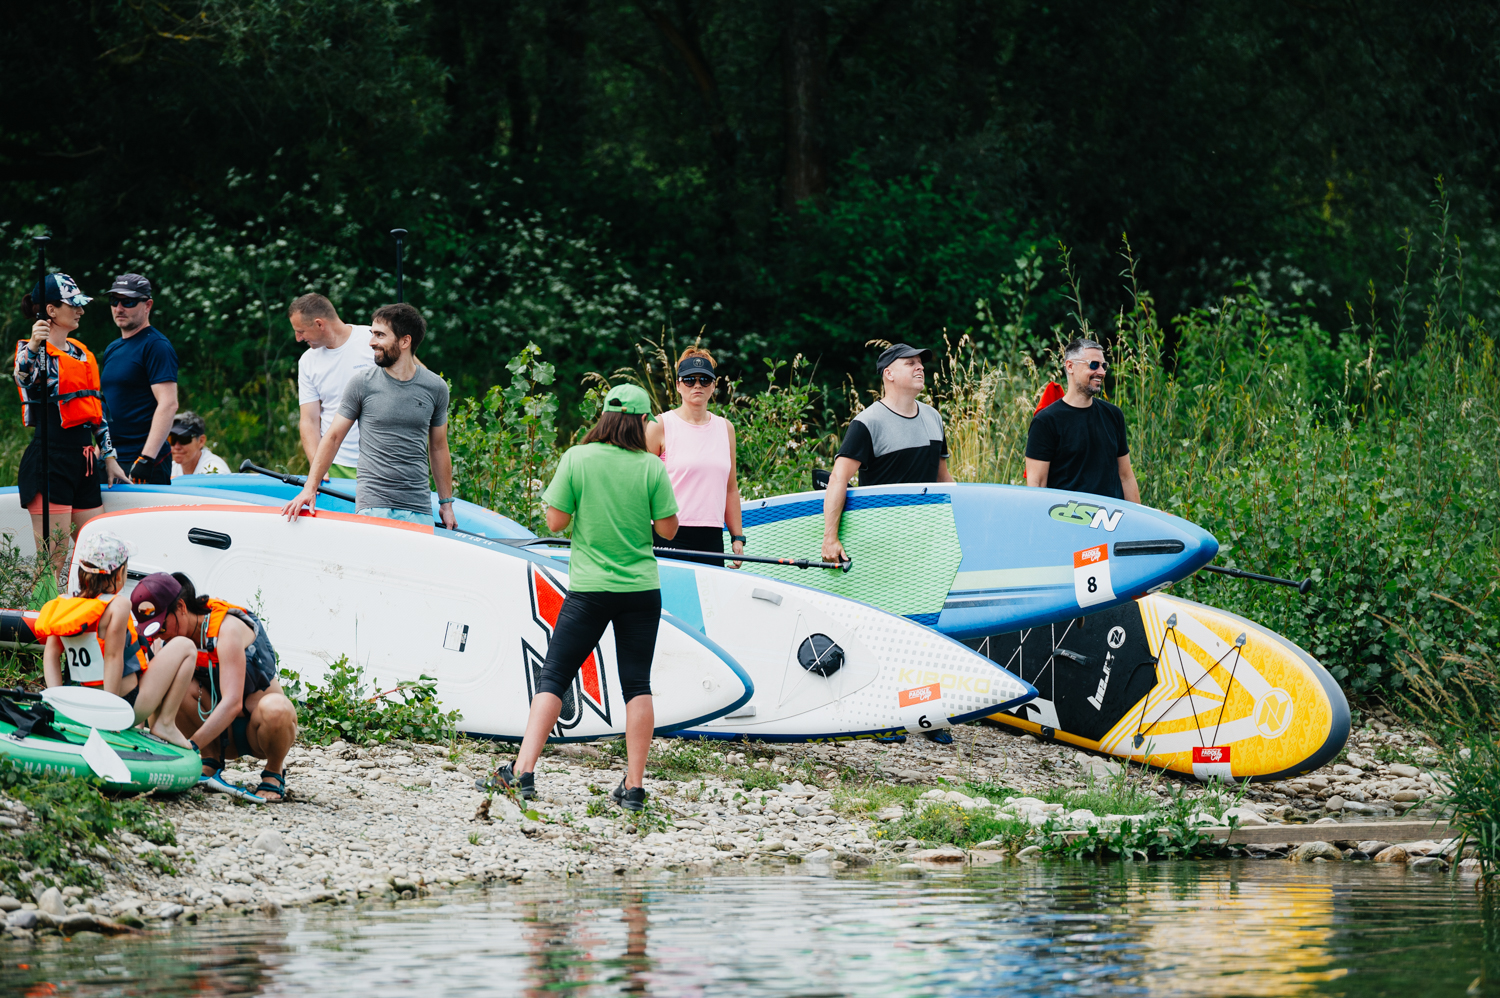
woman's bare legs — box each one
[132,636,197,748]
[513,693,564,775]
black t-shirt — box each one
[1025,398,1129,498]
[836,400,948,485]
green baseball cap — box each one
[602,383,656,421]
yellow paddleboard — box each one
[971,593,1348,781]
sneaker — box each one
[611,779,647,813]
[474,762,535,799]
[922,729,955,745]
[200,769,265,804]
[874,733,908,744]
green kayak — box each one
[0,690,199,793]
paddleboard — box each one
[0,689,200,792]
[525,545,1037,742]
[736,484,1217,640]
[970,593,1349,781]
[71,506,751,741]
[0,479,529,559]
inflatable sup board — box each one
[0,689,200,792]
[970,593,1349,781]
[736,484,1217,639]
[71,506,752,741]
[0,479,529,558]
[523,545,1036,742]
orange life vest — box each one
[15,337,105,429]
[33,594,149,687]
[195,599,256,670]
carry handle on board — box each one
[503,536,852,573]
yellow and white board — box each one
[971,593,1348,781]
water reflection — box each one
[0,862,1486,997]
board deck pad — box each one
[739,492,962,623]
[969,593,1349,781]
[737,484,1218,639]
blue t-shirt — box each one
[101,326,179,462]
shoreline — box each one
[0,709,1469,943]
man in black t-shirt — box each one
[1024,338,1140,502]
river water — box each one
[1,861,1488,997]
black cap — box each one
[105,273,152,299]
[170,411,206,438]
[875,342,933,375]
[677,355,716,379]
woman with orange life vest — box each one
[130,571,299,803]
[15,274,130,584]
[35,531,198,747]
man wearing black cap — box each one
[822,343,953,562]
[100,274,179,484]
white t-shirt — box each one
[172,447,231,478]
[297,327,376,468]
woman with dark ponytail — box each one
[15,273,129,586]
[129,571,300,803]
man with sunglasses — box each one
[1025,338,1140,502]
[99,274,179,484]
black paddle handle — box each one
[1200,563,1313,595]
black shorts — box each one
[652,525,726,568]
[536,589,661,703]
[17,432,103,510]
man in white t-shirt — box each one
[289,293,376,479]
[168,412,232,478]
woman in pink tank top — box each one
[645,347,744,567]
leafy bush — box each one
[280,656,462,746]
[875,801,1031,851]
[0,758,175,893]
[1035,799,1236,862]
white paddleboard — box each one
[0,483,266,558]
[530,551,1038,742]
[70,506,753,741]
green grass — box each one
[874,802,1031,850]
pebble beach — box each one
[0,706,1466,942]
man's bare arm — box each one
[821,456,861,562]
[1025,458,1049,488]
[299,401,323,466]
[1118,454,1141,504]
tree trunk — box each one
[781,0,828,212]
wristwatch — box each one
[730,534,746,545]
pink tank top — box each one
[659,409,732,526]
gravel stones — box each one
[1291,841,1343,862]
[252,829,292,857]
[35,887,66,917]
[1373,846,1408,863]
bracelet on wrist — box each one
[730,534,746,545]
[438,497,455,505]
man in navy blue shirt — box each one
[100,274,180,483]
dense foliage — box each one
[279,656,463,746]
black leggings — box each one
[536,589,661,703]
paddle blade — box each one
[82,727,133,783]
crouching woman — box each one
[130,572,298,803]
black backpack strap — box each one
[0,695,68,742]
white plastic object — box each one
[41,686,136,731]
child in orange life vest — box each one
[35,531,199,748]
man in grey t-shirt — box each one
[281,303,457,529]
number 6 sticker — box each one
[897,682,951,734]
[1074,544,1116,609]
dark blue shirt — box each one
[101,326,178,463]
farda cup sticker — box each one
[897,682,951,733]
[1073,544,1115,608]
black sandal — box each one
[255,770,290,803]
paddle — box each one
[32,235,49,552]
[239,459,356,505]
[391,228,408,302]
[503,536,853,573]
[1199,564,1313,595]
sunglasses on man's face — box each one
[1073,359,1109,372]
[678,375,715,388]
[109,297,146,308]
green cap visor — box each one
[602,383,656,421]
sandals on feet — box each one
[200,767,266,804]
[255,770,291,803]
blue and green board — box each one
[739,483,1218,640]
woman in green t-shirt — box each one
[479,384,678,812]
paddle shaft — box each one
[239,459,356,505]
[507,536,851,572]
[1200,564,1313,595]
[33,236,49,551]
[391,228,407,302]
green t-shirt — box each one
[542,442,679,592]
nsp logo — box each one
[1049,500,1124,531]
[526,568,612,733]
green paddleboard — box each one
[0,691,200,793]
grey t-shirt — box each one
[337,365,450,515]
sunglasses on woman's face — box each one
[678,375,715,388]
[168,433,198,446]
